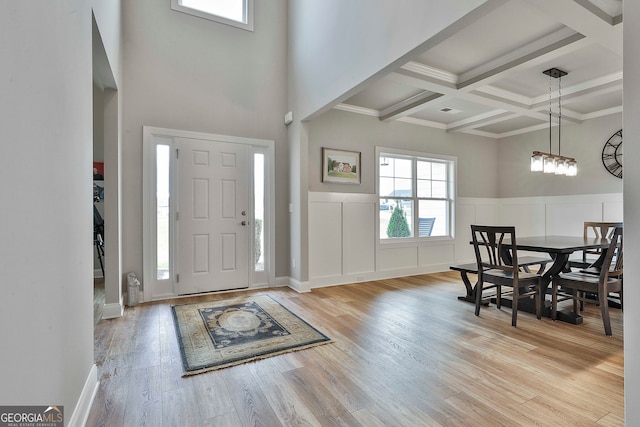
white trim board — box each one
[67,364,98,427]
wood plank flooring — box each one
[94,277,105,325]
[87,272,624,426]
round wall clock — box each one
[601,129,623,179]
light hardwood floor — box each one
[94,277,105,325]
[87,272,623,426]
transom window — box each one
[171,0,254,31]
[378,148,455,240]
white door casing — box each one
[142,126,275,302]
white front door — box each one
[175,137,250,294]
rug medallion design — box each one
[171,295,331,376]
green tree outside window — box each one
[387,205,411,238]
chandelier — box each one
[530,67,577,176]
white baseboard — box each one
[308,263,454,289]
[102,295,124,319]
[287,277,311,293]
[67,364,98,427]
[273,276,290,288]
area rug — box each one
[171,295,331,376]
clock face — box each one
[602,129,623,179]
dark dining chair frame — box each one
[551,226,623,336]
[471,225,542,327]
[569,221,623,270]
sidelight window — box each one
[156,145,171,280]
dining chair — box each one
[418,217,435,237]
[569,221,623,270]
[471,225,542,327]
[551,226,623,336]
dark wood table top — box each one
[510,235,609,253]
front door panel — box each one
[175,137,249,294]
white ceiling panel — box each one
[476,116,546,135]
[343,75,425,111]
[408,97,495,123]
[563,89,622,115]
[332,0,623,139]
[415,0,564,75]
[491,44,622,98]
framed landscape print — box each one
[322,148,361,184]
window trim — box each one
[170,0,254,31]
[376,146,456,244]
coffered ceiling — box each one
[336,0,623,139]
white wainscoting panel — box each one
[546,202,603,235]
[309,201,343,279]
[378,246,418,271]
[455,201,479,263]
[343,201,376,275]
[308,192,622,289]
[499,203,546,236]
[418,244,455,267]
[475,203,500,225]
[604,201,623,221]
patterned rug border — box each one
[171,295,331,376]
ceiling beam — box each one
[380,92,443,122]
[457,28,585,89]
[447,110,515,133]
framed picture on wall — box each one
[322,148,361,184]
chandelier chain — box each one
[548,74,552,154]
[558,74,562,156]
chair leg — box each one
[551,282,557,321]
[600,288,613,336]
[511,285,519,327]
[475,280,483,317]
[536,283,542,320]
[496,285,501,309]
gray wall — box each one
[0,0,97,416]
[121,0,290,281]
[309,109,499,198]
[497,114,623,198]
[93,84,105,162]
[287,0,492,283]
[288,0,489,121]
[624,1,640,424]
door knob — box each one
[241,221,247,226]
[241,211,247,216]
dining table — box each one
[496,235,611,324]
